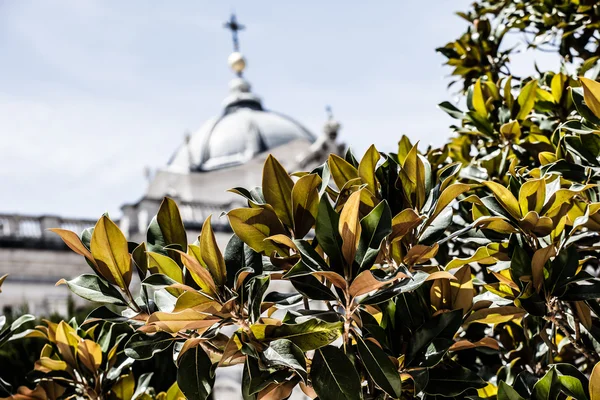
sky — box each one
[1,1,562,218]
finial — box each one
[323,106,341,140]
[224,13,247,76]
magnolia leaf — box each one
[405,309,462,367]
[516,79,538,120]
[356,336,402,398]
[519,179,546,215]
[473,78,488,118]
[125,331,176,360]
[430,183,471,222]
[91,215,133,291]
[498,381,526,400]
[55,321,79,367]
[533,366,560,400]
[175,249,218,297]
[311,345,363,400]
[263,338,307,382]
[315,196,345,273]
[404,244,439,266]
[177,345,214,400]
[483,181,521,219]
[390,209,422,242]
[591,361,600,400]
[291,173,322,238]
[349,269,407,298]
[532,246,556,293]
[49,228,97,267]
[358,144,380,194]
[145,309,219,333]
[248,275,270,323]
[112,373,136,400]
[446,242,508,270]
[262,154,294,227]
[199,216,227,287]
[147,252,183,284]
[77,339,102,373]
[328,153,359,190]
[356,200,392,271]
[424,365,486,396]
[500,120,521,141]
[227,207,285,255]
[56,274,127,306]
[580,77,600,119]
[250,319,342,351]
[465,306,525,325]
[156,197,188,254]
[451,265,473,315]
[339,189,363,267]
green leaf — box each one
[291,173,322,238]
[262,154,294,226]
[316,196,345,274]
[590,361,600,400]
[424,365,486,396]
[147,252,183,283]
[251,319,342,351]
[533,366,560,400]
[558,374,589,400]
[498,381,525,400]
[91,215,132,291]
[177,345,214,400]
[156,197,188,254]
[516,79,538,120]
[124,331,176,360]
[405,309,462,367]
[56,274,126,306]
[358,144,380,194]
[311,345,363,400]
[227,207,286,255]
[473,78,488,117]
[439,101,464,119]
[199,215,227,286]
[328,153,359,190]
[132,372,154,400]
[263,338,307,382]
[549,246,579,293]
[356,336,402,398]
[356,200,392,272]
[511,245,532,290]
[247,275,270,324]
[580,77,600,119]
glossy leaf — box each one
[311,345,362,400]
[91,215,132,291]
[262,154,294,226]
[356,336,402,398]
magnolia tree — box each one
[8,0,600,399]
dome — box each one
[168,78,316,172]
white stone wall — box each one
[0,248,89,316]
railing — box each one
[0,214,98,240]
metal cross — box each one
[224,13,245,52]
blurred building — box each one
[0,14,343,317]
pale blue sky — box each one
[1,1,560,218]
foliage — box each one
[0,317,183,400]
[5,0,600,399]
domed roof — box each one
[167,14,316,172]
[167,80,316,172]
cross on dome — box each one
[224,13,245,52]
